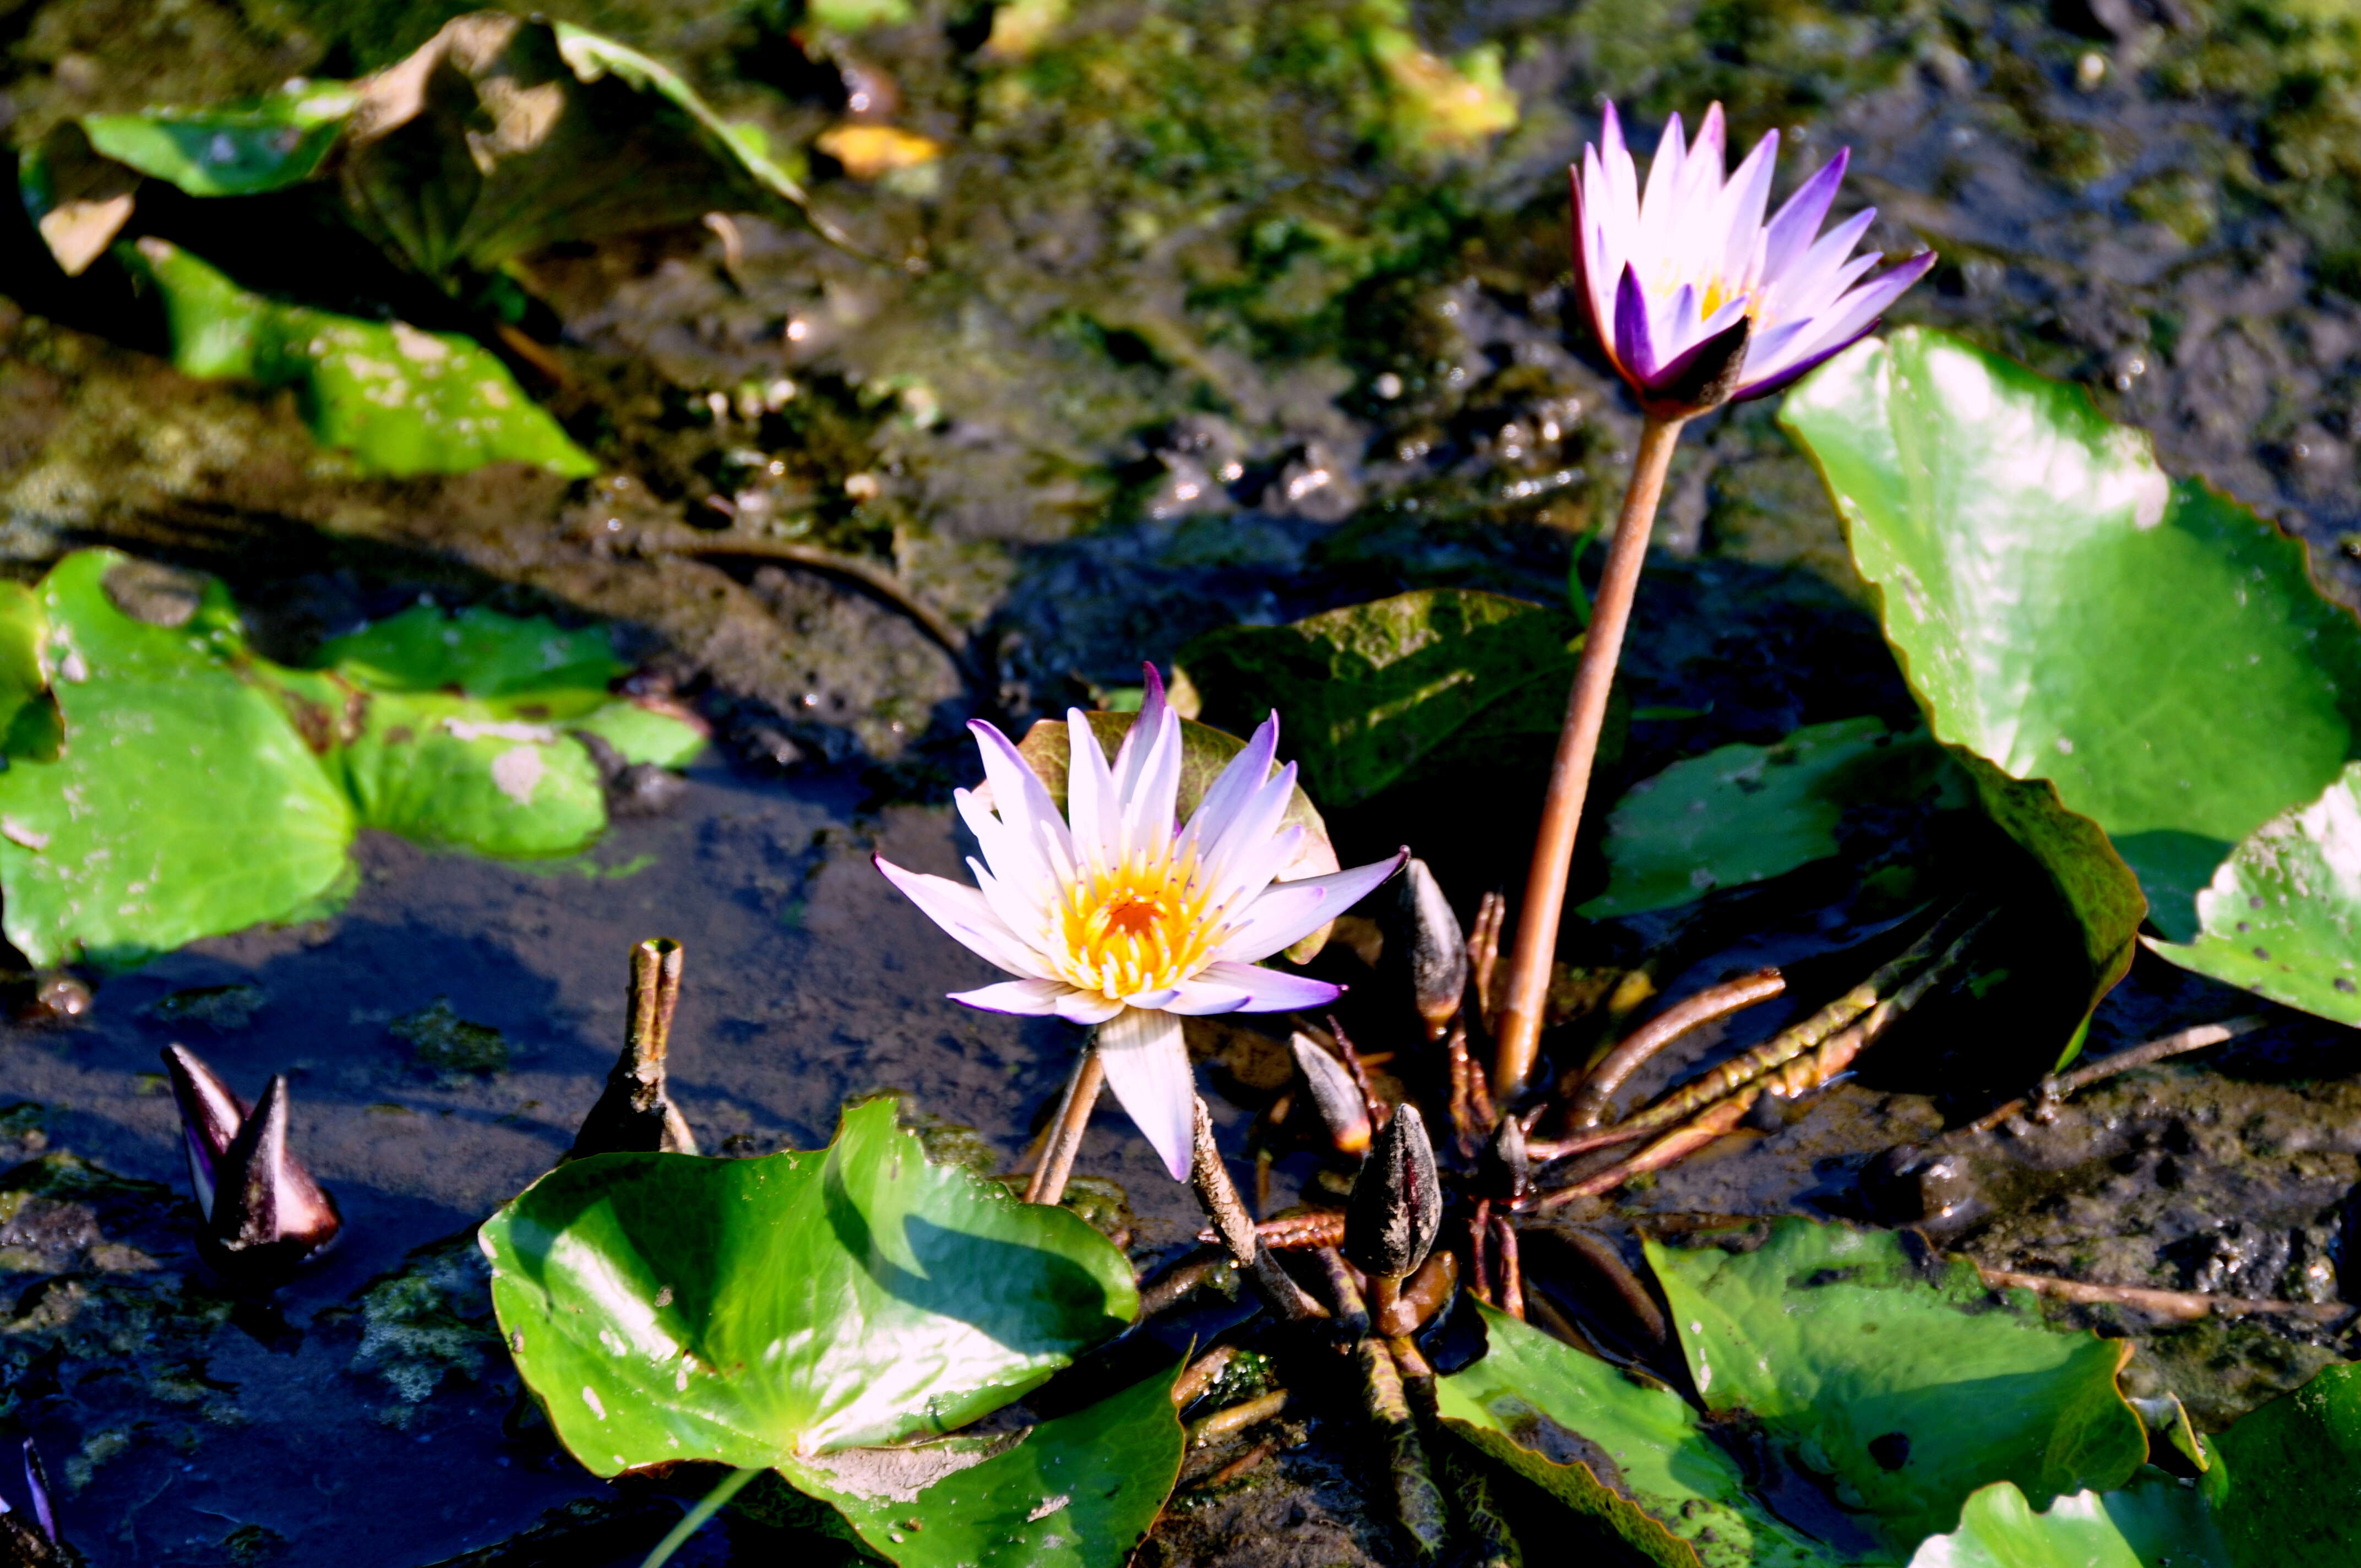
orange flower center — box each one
[1053,851,1221,1001]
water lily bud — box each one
[165,1060,342,1289]
[1394,858,1466,1040]
[1474,1113,1530,1204]
[1345,1102,1441,1281]
[1291,1032,1372,1156]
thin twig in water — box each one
[1186,1391,1291,1449]
[1560,967,1786,1129]
[1138,1253,1225,1320]
[1206,1442,1277,1487]
[1207,1210,1346,1251]
[1468,891,1505,1032]
[1025,1045,1105,1206]
[1190,1098,1328,1321]
[636,527,979,682]
[1977,1266,2353,1324]
[1965,1014,2275,1135]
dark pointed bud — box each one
[162,1044,247,1223]
[1475,1114,1530,1204]
[1290,1032,1371,1156]
[1394,858,1466,1039]
[1641,314,1753,420]
[1344,1102,1441,1281]
[569,939,698,1160]
[201,1075,342,1287]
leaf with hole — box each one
[1647,1219,2147,1554]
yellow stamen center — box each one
[1052,850,1221,1001]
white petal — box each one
[970,858,1051,951]
[1054,989,1127,1025]
[956,789,1053,918]
[1199,761,1301,908]
[1113,665,1171,800]
[1064,707,1121,874]
[1216,850,1408,962]
[1122,702,1183,864]
[972,720,1073,863]
[1096,1007,1195,1180]
[949,978,1076,1015]
[875,856,1054,979]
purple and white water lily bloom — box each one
[1571,100,1935,414]
[875,670,1405,1181]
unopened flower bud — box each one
[1475,1113,1530,1204]
[1291,1032,1372,1156]
[163,1047,341,1288]
[1345,1102,1441,1281]
[1392,858,1466,1040]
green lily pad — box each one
[2209,1363,2361,1562]
[126,238,595,478]
[317,605,625,701]
[1903,1476,2225,1568]
[480,1098,1137,1471]
[2144,764,2361,1025]
[0,549,693,965]
[1013,707,1342,963]
[1782,330,2361,962]
[78,82,358,197]
[1179,588,1612,810]
[1438,1304,1859,1568]
[1647,1219,2146,1554]
[0,553,358,969]
[1580,717,1966,919]
[781,1365,1184,1568]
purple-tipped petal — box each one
[1217,848,1408,962]
[1052,989,1127,1026]
[23,1441,55,1545]
[1185,960,1343,1014]
[1613,263,1657,383]
[948,978,1076,1015]
[1096,1007,1194,1180]
[1761,148,1848,279]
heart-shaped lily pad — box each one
[480,1098,1138,1469]
[1647,1220,2147,1553]
[1783,329,2361,1024]
[780,1364,1184,1567]
[1438,1304,1855,1567]
[1581,716,1965,919]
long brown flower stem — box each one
[1024,1044,1105,1206]
[1494,413,1688,1101]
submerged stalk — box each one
[1493,414,1687,1101]
[641,1466,760,1568]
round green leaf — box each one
[480,1099,1138,1473]
[1647,1219,2147,1554]
[330,690,609,858]
[317,605,625,700]
[0,552,357,968]
[1438,1304,1854,1568]
[2144,763,2361,1024]
[780,1366,1184,1568]
[1781,330,2361,947]
[1581,716,1965,919]
[1905,1476,2226,1568]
